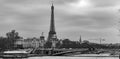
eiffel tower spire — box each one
[48,1,57,41]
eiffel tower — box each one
[48,2,57,41]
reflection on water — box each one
[0,56,119,59]
[28,56,118,59]
[1,58,23,59]
[1,58,26,59]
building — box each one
[39,32,46,48]
[15,34,47,49]
[79,35,82,44]
[15,37,41,49]
[14,38,24,49]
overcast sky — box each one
[0,0,120,43]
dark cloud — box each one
[55,8,116,29]
[89,0,120,7]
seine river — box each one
[0,56,119,59]
[0,53,119,59]
[28,56,118,59]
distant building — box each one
[79,35,82,44]
[15,33,46,49]
[14,38,24,49]
[15,37,40,49]
[22,38,33,48]
[83,40,89,44]
[31,37,40,48]
[39,32,46,48]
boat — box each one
[0,49,32,58]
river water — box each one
[28,56,118,59]
[0,56,119,59]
